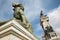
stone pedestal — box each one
[0,20,38,40]
[42,33,60,40]
[49,37,60,40]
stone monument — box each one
[40,11,60,40]
[0,3,38,40]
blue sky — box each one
[0,0,60,40]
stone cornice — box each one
[0,20,38,40]
[0,26,30,40]
[0,30,28,40]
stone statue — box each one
[12,3,33,33]
[40,11,57,40]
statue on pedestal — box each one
[12,3,33,33]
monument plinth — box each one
[0,20,38,40]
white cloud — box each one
[0,0,43,22]
[48,5,60,36]
[24,0,42,22]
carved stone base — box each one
[42,32,60,40]
[42,35,60,40]
[0,20,38,40]
[0,34,22,40]
[50,37,60,40]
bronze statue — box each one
[12,3,33,33]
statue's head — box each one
[12,3,24,11]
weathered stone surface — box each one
[0,20,38,40]
[40,11,60,40]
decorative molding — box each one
[0,20,38,40]
[0,30,28,40]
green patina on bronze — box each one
[12,3,33,33]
